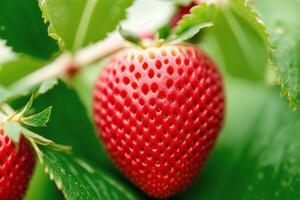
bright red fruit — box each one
[93,44,225,198]
[0,127,35,200]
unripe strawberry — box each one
[93,44,224,198]
[0,127,35,200]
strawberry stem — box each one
[10,34,126,91]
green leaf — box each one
[176,79,300,199]
[25,163,64,200]
[255,0,300,109]
[172,3,217,37]
[199,3,268,81]
[12,80,112,169]
[38,79,59,95]
[230,0,270,48]
[40,148,141,200]
[3,121,22,143]
[0,55,46,87]
[21,106,52,127]
[18,95,34,117]
[39,0,134,51]
[170,22,213,43]
[0,0,58,58]
[172,1,269,81]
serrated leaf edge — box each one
[38,1,65,50]
[21,106,52,127]
[242,1,298,109]
[41,152,137,200]
[173,3,217,36]
[239,0,273,51]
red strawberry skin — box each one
[93,45,225,198]
[0,128,36,200]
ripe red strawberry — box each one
[0,127,35,200]
[93,44,224,198]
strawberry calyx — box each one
[1,95,71,163]
[118,26,165,49]
[119,3,215,50]
[119,24,206,50]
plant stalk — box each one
[10,33,126,90]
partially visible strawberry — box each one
[93,44,225,198]
[0,127,35,200]
[171,1,200,27]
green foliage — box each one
[18,95,34,117]
[24,80,112,168]
[25,163,64,200]
[0,55,46,87]
[230,0,270,47]
[39,0,133,51]
[201,6,268,81]
[0,0,58,58]
[173,3,217,36]
[40,148,141,200]
[172,0,269,81]
[171,22,213,43]
[21,106,52,127]
[38,79,59,95]
[255,0,300,109]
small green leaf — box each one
[172,3,218,37]
[22,128,54,146]
[21,106,52,127]
[0,0,58,58]
[21,127,71,153]
[38,79,59,95]
[40,148,141,200]
[18,95,34,117]
[39,0,134,51]
[3,121,23,143]
[169,22,213,43]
